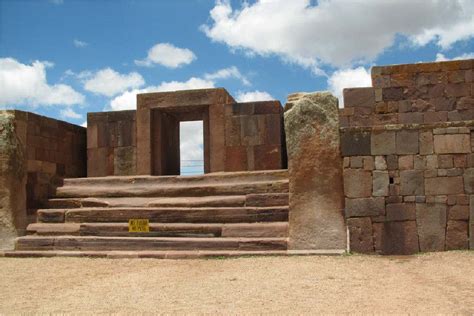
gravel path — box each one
[0,252,473,314]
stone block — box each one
[448,205,469,220]
[400,170,424,196]
[345,197,385,217]
[396,130,419,154]
[471,195,474,249]
[375,156,387,170]
[446,83,470,97]
[347,217,374,253]
[386,155,398,170]
[340,130,371,156]
[264,114,282,145]
[224,146,248,171]
[419,131,434,155]
[416,203,447,252]
[425,176,464,195]
[381,221,419,255]
[438,155,453,168]
[254,144,281,170]
[382,87,404,101]
[285,92,346,250]
[350,157,363,168]
[373,171,389,196]
[386,203,416,221]
[224,116,241,146]
[446,220,469,250]
[343,169,372,198]
[463,168,474,193]
[371,130,396,155]
[398,155,413,170]
[433,134,470,154]
[343,88,375,108]
[114,146,136,176]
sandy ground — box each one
[0,252,473,314]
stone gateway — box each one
[0,58,473,257]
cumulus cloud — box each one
[180,121,204,162]
[82,68,145,97]
[109,66,250,111]
[0,57,85,107]
[435,52,474,62]
[327,67,372,107]
[73,39,88,48]
[109,77,214,111]
[202,0,474,71]
[204,66,250,86]
[60,107,82,119]
[135,43,196,68]
[236,90,273,102]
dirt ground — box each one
[0,252,473,314]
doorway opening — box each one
[180,121,204,175]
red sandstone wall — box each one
[340,59,473,254]
[224,101,284,171]
[87,111,136,177]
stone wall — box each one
[224,101,283,171]
[340,59,474,254]
[88,89,284,176]
[0,110,86,249]
[87,111,136,177]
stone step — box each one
[54,180,289,198]
[37,206,289,223]
[45,193,289,209]
[62,169,288,187]
[15,236,288,251]
[27,222,289,238]
[1,249,346,259]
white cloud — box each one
[202,0,474,71]
[109,66,250,111]
[327,67,372,107]
[435,52,474,62]
[135,43,196,68]
[109,78,214,111]
[0,57,85,107]
[204,66,250,86]
[83,68,145,97]
[180,121,204,162]
[81,121,87,127]
[60,107,82,119]
[73,39,88,48]
[236,90,273,102]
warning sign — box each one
[128,219,150,232]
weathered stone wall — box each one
[340,59,474,254]
[0,110,86,249]
[88,89,284,176]
[87,111,136,177]
[224,101,283,171]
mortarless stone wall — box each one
[340,59,473,254]
[0,110,86,249]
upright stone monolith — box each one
[284,92,347,250]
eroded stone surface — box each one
[347,217,374,253]
[285,92,346,250]
[416,203,447,252]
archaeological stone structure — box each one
[0,58,473,257]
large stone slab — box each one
[285,92,346,250]
[425,177,464,195]
[445,220,469,250]
[345,197,385,217]
[433,134,470,154]
[416,203,447,252]
[380,221,419,255]
[347,217,374,253]
[343,169,372,198]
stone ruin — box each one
[0,58,473,257]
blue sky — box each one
[0,0,473,171]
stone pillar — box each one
[0,111,27,250]
[284,92,347,250]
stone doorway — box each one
[151,106,210,176]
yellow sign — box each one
[128,219,150,232]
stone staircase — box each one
[8,170,295,258]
